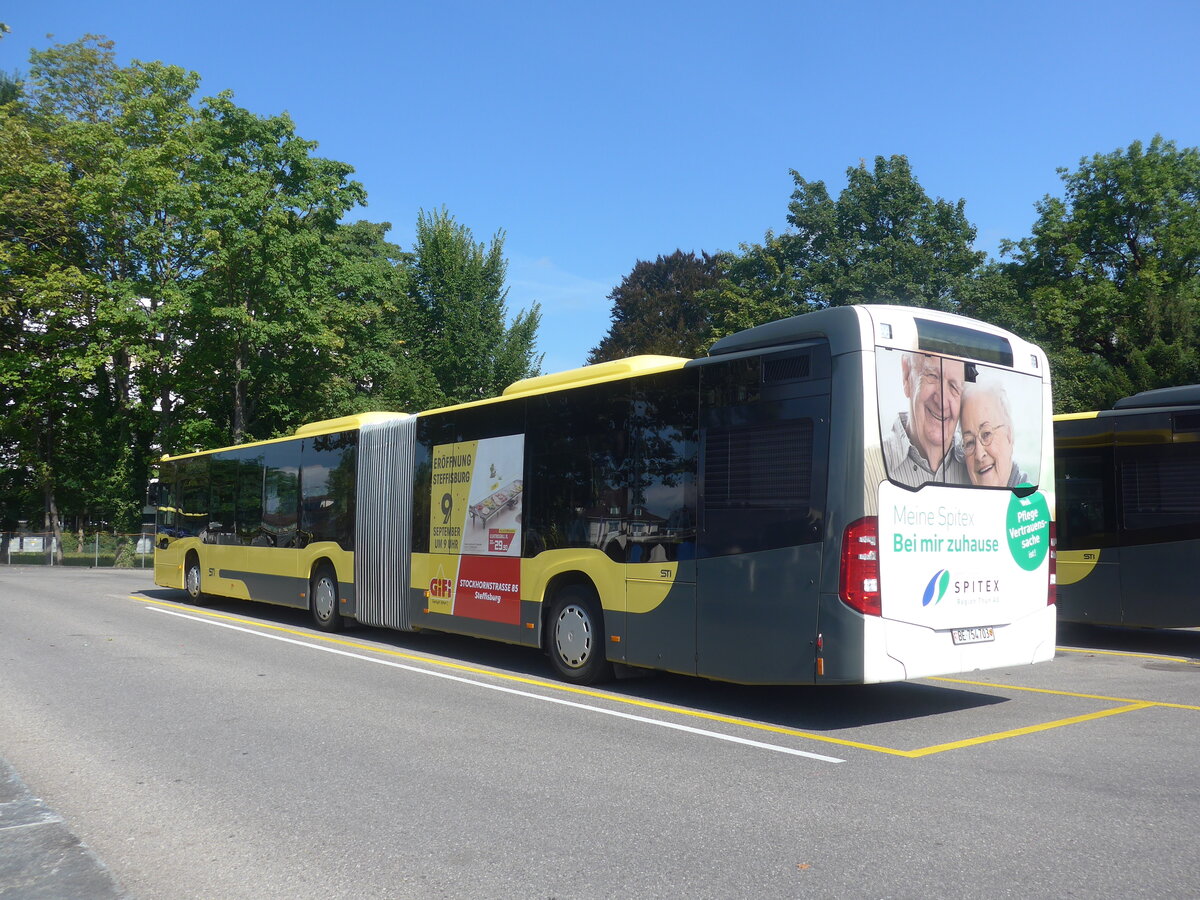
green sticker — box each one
[1006,488,1050,571]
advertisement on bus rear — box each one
[876,348,1043,491]
[878,480,1051,629]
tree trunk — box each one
[232,343,246,443]
[43,486,65,564]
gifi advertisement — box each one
[427,434,524,625]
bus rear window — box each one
[876,347,1043,490]
[915,318,1014,367]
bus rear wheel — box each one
[310,564,343,632]
[547,585,612,685]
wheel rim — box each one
[554,603,593,669]
[186,564,200,597]
[314,576,337,622]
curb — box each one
[0,758,127,899]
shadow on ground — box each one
[137,587,1009,733]
[1057,621,1200,664]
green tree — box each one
[705,232,812,339]
[787,156,984,309]
[312,220,436,416]
[0,108,101,546]
[708,156,984,339]
[404,207,542,404]
[588,250,721,363]
[0,70,19,106]
[184,92,370,443]
[993,136,1200,411]
[1,35,421,533]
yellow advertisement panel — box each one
[430,440,478,554]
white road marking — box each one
[149,606,845,764]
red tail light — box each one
[1047,522,1057,606]
[840,516,881,616]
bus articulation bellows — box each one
[154,305,1057,685]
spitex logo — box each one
[922,569,950,607]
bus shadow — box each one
[139,589,1009,732]
[1058,622,1200,662]
[605,674,1007,732]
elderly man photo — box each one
[882,352,970,487]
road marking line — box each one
[901,702,1155,757]
[134,594,1197,758]
[147,605,845,764]
[931,677,1200,711]
[1056,645,1198,664]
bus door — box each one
[694,352,830,683]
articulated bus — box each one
[154,305,1056,685]
[1055,385,1200,628]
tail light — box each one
[840,516,881,616]
[1047,522,1057,606]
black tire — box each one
[310,564,343,632]
[184,554,206,604]
[546,584,612,685]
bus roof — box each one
[501,355,688,398]
[707,304,1035,372]
[161,411,409,461]
[1112,384,1200,409]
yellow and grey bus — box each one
[1055,385,1200,627]
[154,305,1056,685]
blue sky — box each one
[5,1,1200,374]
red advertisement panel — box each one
[453,555,521,625]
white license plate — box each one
[951,626,995,645]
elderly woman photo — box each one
[959,382,1029,487]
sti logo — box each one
[922,569,950,607]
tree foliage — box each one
[0,36,541,532]
[697,156,984,342]
[980,136,1200,410]
[588,250,721,364]
[405,207,542,406]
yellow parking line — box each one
[902,702,1154,757]
[131,594,1197,759]
[931,676,1200,712]
[1056,645,1198,664]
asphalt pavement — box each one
[0,756,126,899]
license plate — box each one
[951,626,995,645]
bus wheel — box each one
[310,565,343,633]
[184,555,206,604]
[547,585,612,685]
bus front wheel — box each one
[547,585,612,685]
[184,556,206,604]
[310,564,343,633]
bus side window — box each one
[1119,442,1200,542]
[1056,449,1116,550]
[632,371,698,563]
[237,454,265,545]
[301,431,357,550]
[176,456,209,538]
[526,383,629,557]
[697,356,828,558]
[262,442,301,547]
